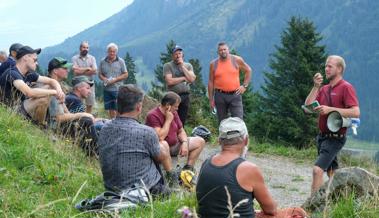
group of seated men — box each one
[0,44,98,155]
[0,43,307,217]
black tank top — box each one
[196,156,255,218]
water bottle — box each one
[351,118,360,135]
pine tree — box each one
[250,16,327,148]
[148,40,176,100]
[189,58,206,96]
[124,52,137,84]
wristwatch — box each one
[243,84,249,88]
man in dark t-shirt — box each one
[0,45,65,124]
[65,76,93,113]
[0,43,23,77]
[305,55,360,194]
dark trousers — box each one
[214,91,243,123]
[58,116,98,156]
[178,93,190,126]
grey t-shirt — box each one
[71,54,97,80]
[98,117,162,191]
[99,56,127,92]
[163,61,193,94]
[48,96,65,129]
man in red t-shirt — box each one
[146,92,205,179]
[305,55,360,194]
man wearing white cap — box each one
[196,117,307,218]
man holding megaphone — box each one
[304,55,360,194]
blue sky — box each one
[0,0,133,52]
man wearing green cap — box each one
[47,57,98,155]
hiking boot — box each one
[182,164,195,173]
[165,169,180,188]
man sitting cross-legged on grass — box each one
[47,57,98,156]
[98,84,171,197]
[0,46,65,125]
[196,117,308,218]
[145,92,205,184]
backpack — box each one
[75,184,150,212]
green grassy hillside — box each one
[0,106,103,217]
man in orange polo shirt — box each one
[208,42,252,123]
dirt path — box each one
[195,145,313,207]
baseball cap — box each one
[172,45,183,53]
[16,46,41,59]
[219,117,248,139]
[48,57,72,72]
[9,43,23,53]
[72,76,94,87]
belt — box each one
[319,132,346,138]
[215,89,236,94]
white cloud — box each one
[0,0,18,10]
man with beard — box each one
[163,45,196,126]
[208,42,252,123]
[305,55,360,194]
[72,41,97,113]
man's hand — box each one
[313,73,323,88]
[314,105,333,115]
[165,106,174,123]
[235,85,247,95]
[209,99,215,110]
[56,89,65,103]
[179,141,189,157]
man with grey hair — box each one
[71,41,97,113]
[196,117,307,218]
[99,43,128,118]
[305,55,360,194]
[0,50,7,64]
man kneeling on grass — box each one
[47,57,98,155]
[98,84,171,197]
[196,117,308,218]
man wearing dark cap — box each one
[163,45,196,126]
[0,43,23,76]
[65,76,94,113]
[196,117,308,218]
[0,46,65,125]
[47,57,98,155]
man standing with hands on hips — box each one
[208,42,252,123]
[163,45,196,126]
[305,55,360,194]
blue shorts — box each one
[104,90,118,110]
